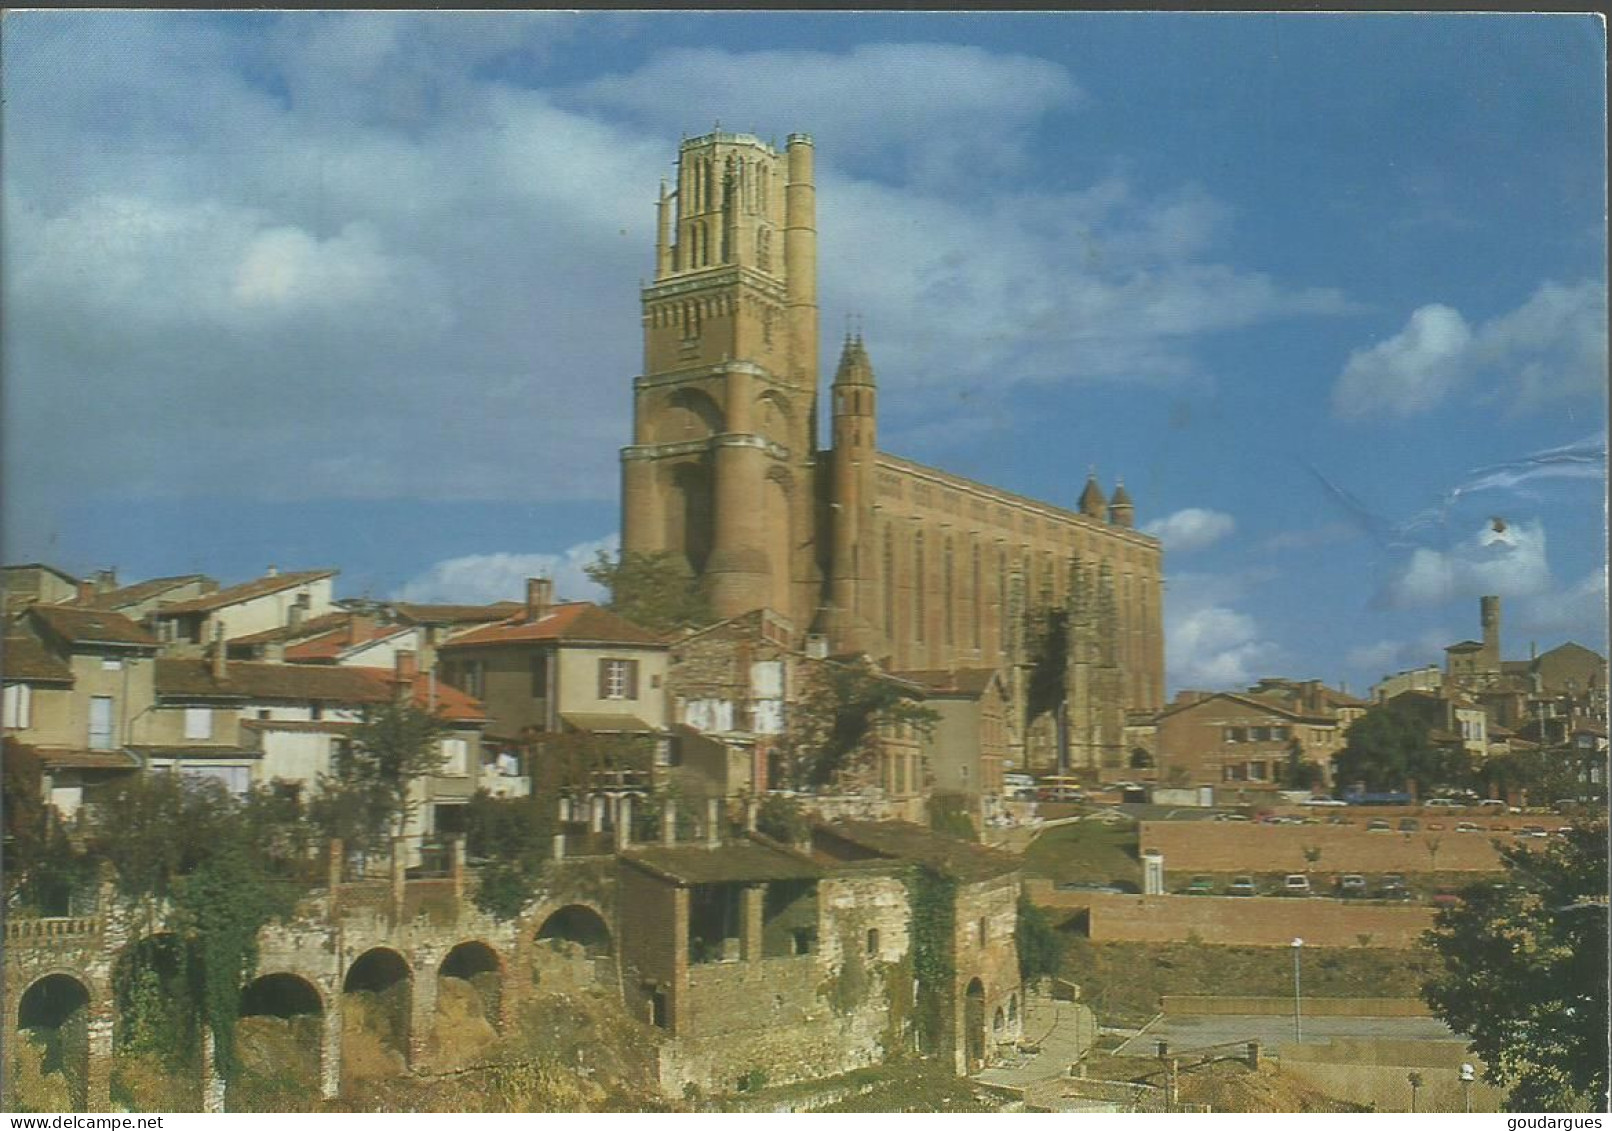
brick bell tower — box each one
[621,130,823,625]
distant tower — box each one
[621,130,822,624]
[824,333,881,654]
[1480,595,1502,679]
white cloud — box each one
[1332,281,1609,421]
[1515,568,1609,643]
[1345,639,1414,675]
[0,16,1355,529]
[395,534,618,605]
[1377,519,1553,609]
[1164,570,1283,690]
[1142,508,1235,552]
[1331,303,1471,421]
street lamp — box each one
[1460,1063,1475,1112]
[1290,937,1303,1044]
[1408,1071,1424,1112]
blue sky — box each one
[3,12,1606,695]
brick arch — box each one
[17,970,94,1029]
[240,971,326,1017]
[654,387,726,443]
[16,972,94,1110]
[436,940,505,1040]
[533,903,613,957]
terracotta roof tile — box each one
[2,637,73,683]
[28,605,159,648]
[440,602,665,649]
[153,659,485,722]
[157,570,337,615]
[392,602,524,625]
[72,575,214,611]
[230,611,351,647]
[284,623,409,662]
[35,746,140,771]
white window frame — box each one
[89,695,115,750]
[441,736,468,776]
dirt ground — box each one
[1078,1050,1368,1113]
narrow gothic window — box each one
[972,541,982,649]
[914,531,926,643]
[883,526,895,640]
[757,227,771,272]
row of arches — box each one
[11,906,614,1108]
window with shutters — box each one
[3,684,32,729]
[599,658,640,700]
[184,707,212,740]
[89,695,115,749]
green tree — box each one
[2,738,91,913]
[88,774,239,913]
[1016,891,1065,984]
[310,702,446,856]
[929,792,978,842]
[1421,818,1609,1111]
[779,656,938,790]
[462,790,553,920]
[1283,739,1322,790]
[755,792,808,845]
[584,549,714,635]
[1335,703,1470,795]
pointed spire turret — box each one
[833,330,875,387]
[1079,469,1107,519]
[1108,478,1134,528]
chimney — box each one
[526,577,553,622]
[288,596,307,631]
[210,623,228,682]
[266,564,279,578]
[394,650,418,703]
[76,579,96,604]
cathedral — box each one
[620,129,1166,767]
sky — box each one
[3,11,1606,696]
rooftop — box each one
[1,636,74,683]
[441,601,664,649]
[813,820,1020,882]
[71,574,214,611]
[28,605,159,649]
[157,569,337,616]
[623,835,823,886]
[392,601,525,626]
[154,659,485,722]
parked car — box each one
[1379,874,1412,901]
[1425,798,1465,810]
[1455,821,1480,833]
[1280,874,1313,897]
[1227,875,1259,897]
[1184,875,1215,896]
[1336,873,1368,899]
[1431,889,1461,908]
[1518,825,1549,839]
[1303,797,1348,807]
[1058,880,1125,894]
[1476,799,1508,813]
[1397,817,1420,832]
[1367,818,1392,832]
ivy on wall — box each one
[904,866,957,1055]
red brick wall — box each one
[1027,880,1434,948]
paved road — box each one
[1115,1012,1461,1056]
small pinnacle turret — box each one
[1079,472,1108,519]
[1108,479,1134,528]
[833,333,875,387]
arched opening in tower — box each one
[341,948,411,1083]
[668,461,714,574]
[236,973,323,1100]
[14,974,92,1110]
[434,942,503,1068]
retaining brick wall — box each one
[1027,880,1434,948]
